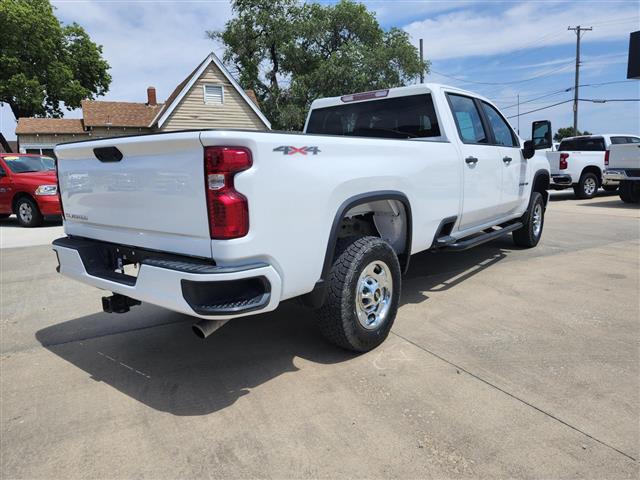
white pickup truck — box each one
[52,83,551,352]
[547,134,640,199]
[603,142,640,203]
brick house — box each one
[15,53,270,157]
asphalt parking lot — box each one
[1,191,638,479]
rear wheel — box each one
[602,184,618,192]
[317,236,401,352]
[513,192,545,248]
[619,181,640,203]
[573,172,599,199]
[15,197,43,227]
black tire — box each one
[602,184,618,192]
[317,236,401,352]
[513,192,545,248]
[573,172,599,199]
[619,181,640,203]
[15,197,43,227]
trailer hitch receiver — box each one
[102,293,141,314]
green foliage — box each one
[554,126,592,142]
[0,0,111,119]
[211,0,427,130]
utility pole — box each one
[568,25,592,136]
[517,94,520,135]
[419,39,424,83]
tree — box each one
[554,127,592,142]
[0,0,111,119]
[211,0,427,130]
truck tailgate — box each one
[56,132,212,258]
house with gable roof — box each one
[15,53,270,157]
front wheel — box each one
[513,192,545,248]
[619,181,640,203]
[15,197,43,227]
[573,172,599,199]
[317,236,401,352]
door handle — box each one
[503,156,512,164]
[465,156,478,164]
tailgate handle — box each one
[94,146,123,163]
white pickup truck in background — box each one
[604,142,640,203]
[52,83,551,352]
[547,134,640,199]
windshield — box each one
[3,156,56,174]
[306,94,442,139]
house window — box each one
[204,84,224,104]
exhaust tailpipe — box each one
[192,319,228,339]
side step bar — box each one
[435,222,523,251]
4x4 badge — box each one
[273,146,320,155]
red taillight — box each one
[204,146,252,239]
[559,153,569,170]
[604,150,610,166]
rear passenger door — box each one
[480,101,525,215]
[447,93,501,230]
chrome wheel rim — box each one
[356,260,393,330]
[584,177,597,196]
[18,203,32,223]
[532,203,543,237]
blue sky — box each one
[2,0,639,140]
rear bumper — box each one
[52,236,282,319]
[604,169,640,182]
[550,174,573,186]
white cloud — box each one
[366,0,478,26]
[2,0,235,139]
[51,0,234,102]
[403,2,640,61]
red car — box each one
[0,153,62,227]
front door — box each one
[447,93,502,230]
[0,162,12,214]
[480,101,526,215]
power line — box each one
[506,99,574,119]
[579,98,640,102]
[430,63,573,86]
[506,97,639,119]
[498,89,571,109]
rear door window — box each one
[481,101,518,147]
[610,136,627,144]
[447,94,488,144]
[559,137,605,151]
[305,94,441,139]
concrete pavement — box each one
[1,191,638,478]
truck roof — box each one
[309,82,493,110]
[561,134,638,142]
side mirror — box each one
[531,120,552,150]
[523,140,535,159]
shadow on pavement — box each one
[578,199,638,209]
[36,239,510,416]
[549,190,618,202]
[0,215,63,228]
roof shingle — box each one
[16,118,85,135]
[82,100,163,127]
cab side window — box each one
[481,102,518,147]
[447,94,488,144]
